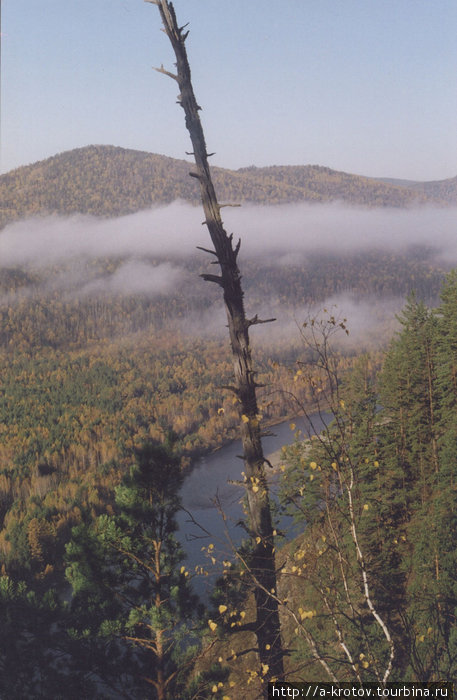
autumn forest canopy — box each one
[0,145,456,696]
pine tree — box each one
[380,294,439,505]
[378,291,457,680]
[65,442,202,699]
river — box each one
[177,412,330,593]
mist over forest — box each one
[0,200,453,351]
[1,146,457,694]
[2,201,456,268]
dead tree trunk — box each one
[145,0,284,685]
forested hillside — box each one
[0,144,456,695]
[1,247,441,577]
[376,175,457,204]
[0,231,450,580]
[0,145,451,229]
[1,269,457,694]
[409,174,457,203]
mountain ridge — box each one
[0,144,455,230]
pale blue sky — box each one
[1,0,456,180]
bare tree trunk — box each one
[145,0,284,684]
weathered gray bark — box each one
[145,0,284,685]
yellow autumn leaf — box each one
[289,423,296,431]
[241,414,249,423]
[363,503,369,511]
[208,619,217,632]
[261,663,269,675]
[310,461,317,469]
[218,604,228,614]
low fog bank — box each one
[178,294,404,353]
[0,259,192,308]
[0,201,451,347]
[75,261,184,298]
[1,201,456,269]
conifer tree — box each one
[66,442,201,699]
[380,294,440,505]
[378,291,457,680]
